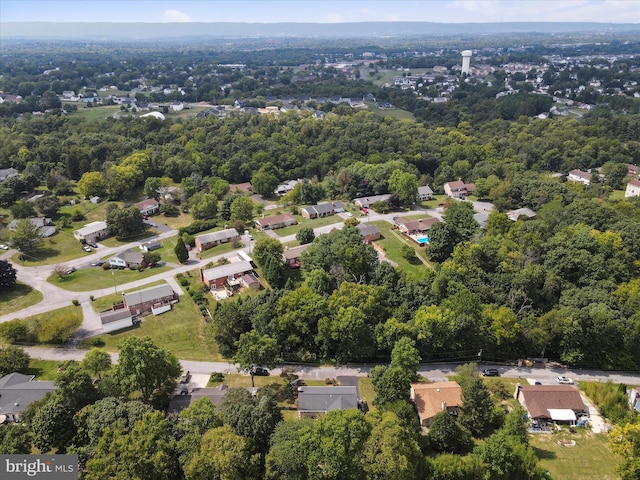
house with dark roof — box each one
[255,214,297,231]
[297,386,359,418]
[300,202,344,219]
[356,223,381,243]
[167,385,230,415]
[7,217,56,238]
[122,283,178,316]
[282,244,310,268]
[132,198,160,216]
[411,381,462,427]
[395,217,441,235]
[194,228,239,252]
[0,373,56,422]
[109,248,145,269]
[515,384,587,425]
[100,308,134,333]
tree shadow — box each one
[532,446,557,460]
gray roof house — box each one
[167,385,230,415]
[0,167,19,181]
[297,386,359,418]
[7,217,56,238]
[109,248,145,269]
[0,372,56,422]
[417,185,434,201]
[507,207,537,221]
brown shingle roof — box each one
[517,385,587,419]
[411,381,462,424]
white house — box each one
[73,221,109,242]
[416,185,434,201]
[625,180,640,198]
[567,169,592,185]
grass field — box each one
[66,105,121,121]
[83,289,219,361]
[0,282,43,316]
[24,359,62,381]
[12,229,91,266]
[369,221,433,280]
[530,430,618,480]
[365,101,416,121]
[48,264,172,292]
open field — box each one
[12,229,91,266]
[365,101,416,121]
[530,430,618,480]
[65,104,121,121]
[48,264,172,292]
[83,290,219,361]
[0,282,43,316]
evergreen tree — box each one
[174,237,189,264]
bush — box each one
[31,316,80,344]
[179,219,219,236]
[89,337,105,347]
[209,372,225,384]
[179,278,190,287]
[72,299,80,306]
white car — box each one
[557,376,574,385]
[0,244,9,250]
[344,212,353,217]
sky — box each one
[1,0,638,24]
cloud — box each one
[162,9,192,23]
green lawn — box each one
[82,291,219,361]
[199,239,244,261]
[0,282,43,316]
[366,101,416,121]
[48,265,172,292]
[359,377,376,407]
[530,431,618,480]
[274,214,343,237]
[11,229,90,266]
[65,105,121,121]
[99,228,160,247]
[369,221,433,280]
[23,359,62,381]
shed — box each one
[100,309,134,333]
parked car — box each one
[0,244,9,250]
[557,376,574,384]
[82,245,93,252]
[247,234,254,241]
[65,267,76,275]
[344,212,353,217]
[250,366,270,376]
[482,369,500,377]
[86,241,98,248]
[91,261,104,267]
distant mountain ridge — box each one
[1,21,638,39]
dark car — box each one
[250,366,270,376]
[86,241,98,248]
[482,369,500,377]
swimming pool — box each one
[416,236,430,245]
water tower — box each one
[461,50,472,75]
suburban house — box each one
[567,169,592,185]
[515,384,588,425]
[109,248,145,269]
[274,179,301,196]
[73,221,109,243]
[396,217,441,235]
[229,182,253,193]
[0,167,19,182]
[626,164,639,177]
[7,217,56,238]
[167,385,230,415]
[194,228,239,252]
[507,207,537,221]
[353,194,391,209]
[356,223,381,243]
[410,381,463,427]
[255,214,297,231]
[444,181,476,199]
[0,372,56,422]
[200,261,254,290]
[300,201,345,219]
[132,198,160,216]
[283,244,310,268]
[416,185,434,201]
[625,179,640,198]
[100,308,134,334]
[140,240,162,252]
[297,386,359,418]
[122,283,178,316]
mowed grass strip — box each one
[85,292,219,362]
[530,430,618,480]
[49,265,172,292]
[0,282,43,315]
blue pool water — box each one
[416,236,430,245]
